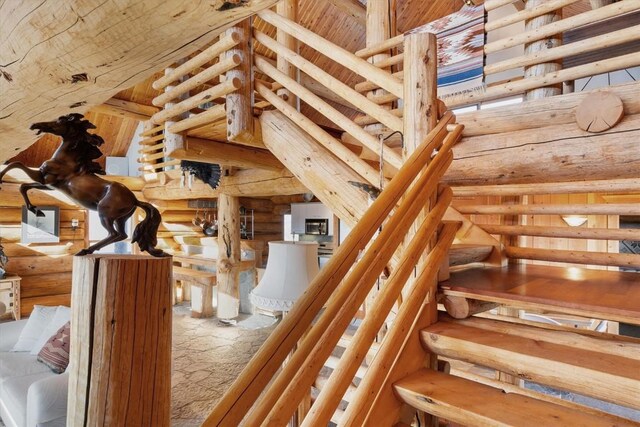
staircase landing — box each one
[440,264,640,325]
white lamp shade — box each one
[250,241,319,311]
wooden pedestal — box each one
[68,255,172,427]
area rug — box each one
[407,4,486,99]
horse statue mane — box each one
[0,114,167,257]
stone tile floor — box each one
[171,304,278,426]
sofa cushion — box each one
[0,371,54,427]
[0,352,51,385]
[37,322,70,374]
[30,306,71,356]
[11,305,58,352]
[0,319,28,352]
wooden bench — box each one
[440,264,640,325]
[173,266,216,318]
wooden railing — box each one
[453,183,640,270]
[137,33,244,173]
[204,108,461,425]
[254,9,404,177]
[353,0,640,121]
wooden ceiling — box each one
[12,0,592,165]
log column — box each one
[68,255,172,427]
[217,193,241,319]
[226,20,254,144]
[276,0,298,108]
[163,60,188,158]
[523,0,562,100]
[365,0,395,117]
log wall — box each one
[0,185,87,316]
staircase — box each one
[188,5,640,426]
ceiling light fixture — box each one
[561,215,588,227]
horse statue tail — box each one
[132,201,167,257]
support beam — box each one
[260,110,369,228]
[142,167,307,200]
[445,113,640,185]
[217,193,241,319]
[225,20,255,145]
[169,137,284,171]
[325,0,366,26]
[0,0,279,162]
[90,98,160,121]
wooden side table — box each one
[0,275,21,320]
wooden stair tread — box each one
[173,266,216,286]
[440,264,640,325]
[394,369,639,427]
[448,244,493,266]
[421,317,640,410]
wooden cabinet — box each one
[0,275,21,320]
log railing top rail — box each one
[203,111,460,426]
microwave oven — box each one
[305,218,329,235]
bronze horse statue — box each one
[0,114,167,257]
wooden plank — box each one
[0,0,279,162]
[421,318,640,409]
[395,369,638,427]
[173,266,216,287]
[441,264,640,325]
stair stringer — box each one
[260,110,371,227]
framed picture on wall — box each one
[21,206,60,243]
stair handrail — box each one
[243,122,461,425]
[339,222,460,426]
[204,112,458,426]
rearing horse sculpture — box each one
[0,114,167,257]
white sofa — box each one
[0,320,68,427]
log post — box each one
[400,30,440,427]
[365,0,395,123]
[276,0,298,108]
[163,60,188,160]
[67,255,172,427]
[217,193,242,319]
[524,0,563,100]
[226,20,255,144]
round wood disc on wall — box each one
[575,91,624,133]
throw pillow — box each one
[11,305,58,352]
[30,305,71,355]
[37,321,71,374]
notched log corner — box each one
[217,0,249,12]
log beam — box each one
[260,110,369,228]
[90,98,159,121]
[170,137,284,171]
[0,0,279,162]
[142,167,307,200]
[445,113,640,185]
